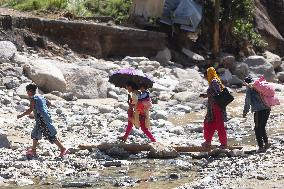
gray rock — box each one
[122,56,149,64]
[98,105,113,114]
[1,96,11,105]
[244,56,276,82]
[169,173,180,180]
[16,178,34,186]
[263,51,282,69]
[64,68,108,99]
[0,131,11,148]
[277,72,284,83]
[229,75,243,86]
[106,147,130,158]
[208,148,230,157]
[62,92,77,101]
[155,110,168,120]
[155,48,171,66]
[108,90,118,99]
[169,126,184,135]
[173,92,198,102]
[3,77,20,89]
[0,41,17,61]
[220,54,236,70]
[182,48,205,61]
[233,62,249,80]
[23,58,67,92]
[56,109,63,115]
[62,182,92,188]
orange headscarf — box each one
[207,67,224,88]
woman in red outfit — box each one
[118,81,156,142]
[200,67,227,149]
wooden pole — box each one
[78,143,243,153]
[212,0,220,58]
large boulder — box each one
[220,53,236,71]
[0,41,17,62]
[172,67,203,81]
[254,0,284,56]
[263,51,282,69]
[64,68,108,99]
[155,48,172,66]
[23,58,67,93]
[244,56,276,81]
[16,82,42,99]
[232,62,249,80]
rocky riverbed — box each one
[0,40,284,188]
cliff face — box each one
[254,0,284,55]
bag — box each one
[253,76,280,107]
[253,76,275,97]
[214,88,234,109]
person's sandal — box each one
[26,148,37,159]
[59,148,70,157]
[218,144,228,149]
[264,143,271,150]
[201,141,211,148]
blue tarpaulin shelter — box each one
[160,0,202,32]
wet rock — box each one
[169,173,180,180]
[208,148,230,158]
[62,182,92,188]
[106,147,130,159]
[56,109,63,115]
[149,143,178,159]
[0,41,17,61]
[0,130,11,148]
[103,161,122,167]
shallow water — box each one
[2,92,283,189]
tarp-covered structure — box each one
[130,0,203,32]
[160,0,202,32]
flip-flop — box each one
[26,149,37,159]
[59,148,70,157]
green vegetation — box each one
[221,0,267,49]
[0,0,131,23]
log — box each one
[78,143,243,153]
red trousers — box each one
[203,103,227,145]
[123,110,156,142]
